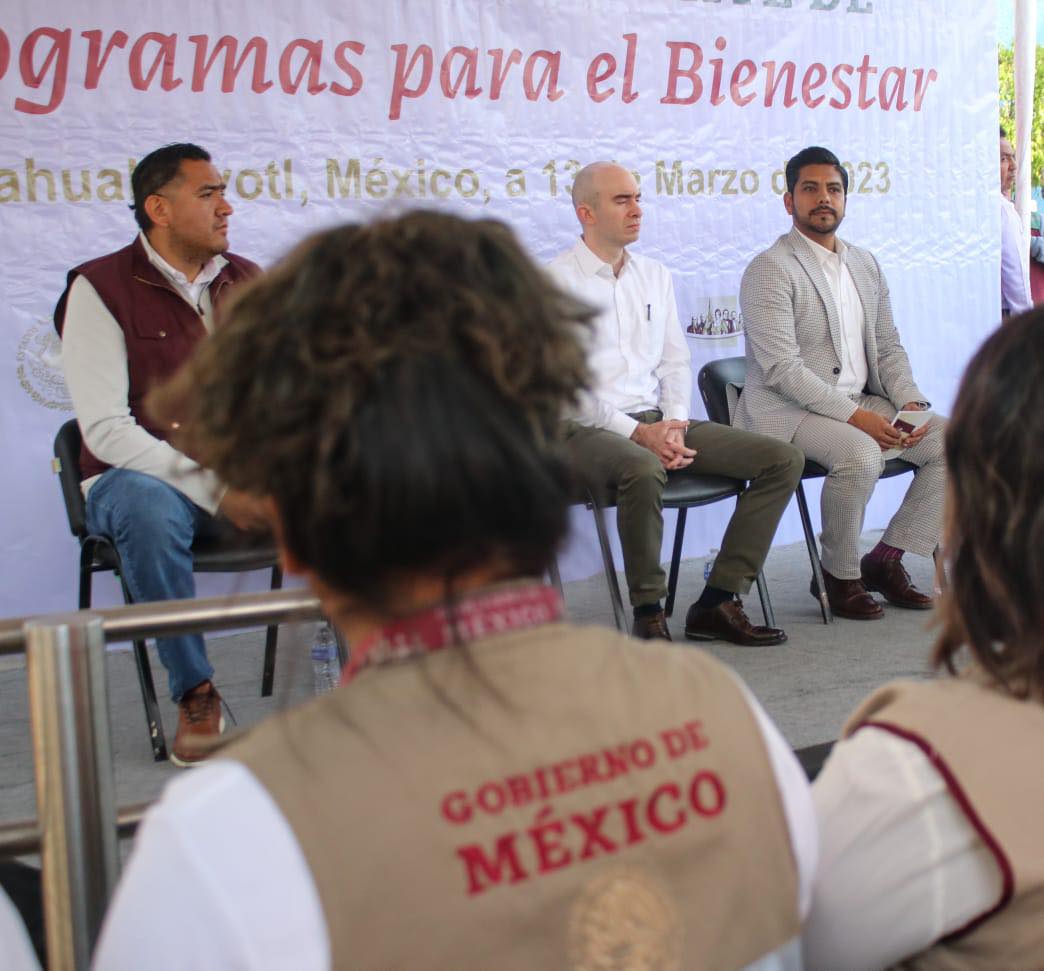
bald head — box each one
[570,162,643,258]
[571,162,617,209]
[571,162,632,211]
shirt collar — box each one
[573,236,629,279]
[800,230,847,267]
[139,231,227,290]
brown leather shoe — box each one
[170,680,226,768]
[632,609,672,640]
[684,599,787,646]
[861,554,933,610]
[812,570,883,620]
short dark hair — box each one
[149,212,594,608]
[1000,125,1008,139]
[131,143,211,232]
[785,146,848,196]
[935,308,1044,697]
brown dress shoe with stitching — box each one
[860,554,933,610]
[684,599,787,646]
[812,570,884,620]
[632,609,672,640]
[170,680,226,768]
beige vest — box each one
[230,623,799,970]
[846,677,1044,969]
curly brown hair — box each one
[934,309,1044,696]
[150,211,594,606]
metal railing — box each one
[0,587,320,656]
[0,588,322,970]
[0,586,838,969]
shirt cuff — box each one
[893,390,930,411]
[608,413,640,440]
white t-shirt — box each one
[803,235,868,396]
[803,726,1002,970]
[999,193,1032,316]
[93,674,815,971]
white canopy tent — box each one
[0,1,1006,619]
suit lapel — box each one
[786,228,843,362]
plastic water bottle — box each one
[704,548,719,583]
[311,621,338,695]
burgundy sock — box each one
[867,541,904,564]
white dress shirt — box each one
[804,235,868,396]
[60,234,229,513]
[804,726,1001,970]
[546,239,692,440]
[93,668,815,971]
[0,886,40,971]
[999,193,1032,315]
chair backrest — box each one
[697,356,747,425]
[53,420,88,539]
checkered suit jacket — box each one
[735,227,926,441]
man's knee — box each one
[748,437,804,490]
[917,415,947,462]
[831,439,886,486]
[618,447,667,496]
[91,471,197,547]
[775,441,805,487]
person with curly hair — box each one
[805,310,1044,968]
[93,212,816,970]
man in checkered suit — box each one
[737,146,945,620]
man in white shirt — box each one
[55,143,267,766]
[999,127,1032,317]
[738,146,945,620]
[548,162,802,643]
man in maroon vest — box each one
[55,143,265,767]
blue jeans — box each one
[85,468,215,701]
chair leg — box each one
[260,565,283,698]
[754,570,775,628]
[116,572,168,760]
[796,484,832,624]
[665,508,688,618]
[78,547,94,611]
[546,558,565,600]
[589,498,628,632]
[332,624,349,670]
[83,541,168,758]
[130,638,168,762]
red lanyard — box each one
[339,582,564,686]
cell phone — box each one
[892,416,917,435]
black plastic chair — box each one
[698,356,920,624]
[559,469,775,632]
[53,419,284,761]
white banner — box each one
[0,1,998,619]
